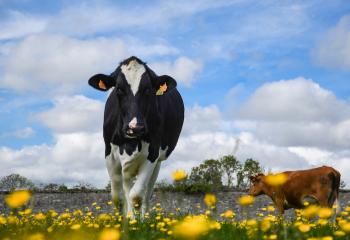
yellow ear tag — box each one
[156,83,167,96]
[98,80,107,90]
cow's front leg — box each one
[129,160,159,216]
[106,154,123,213]
[143,161,161,215]
[122,171,134,216]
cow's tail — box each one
[328,169,341,213]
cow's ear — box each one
[155,75,177,96]
[88,74,116,91]
[249,176,255,182]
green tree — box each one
[58,184,68,192]
[237,158,263,189]
[72,182,96,191]
[220,155,241,187]
[43,183,60,191]
[189,159,223,190]
[0,173,34,191]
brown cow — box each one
[248,166,340,214]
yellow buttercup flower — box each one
[340,221,350,232]
[265,173,288,186]
[334,230,346,237]
[238,195,255,206]
[5,190,31,208]
[204,193,217,207]
[221,210,235,218]
[301,205,319,219]
[34,212,46,221]
[260,219,271,232]
[246,219,257,227]
[173,215,211,239]
[267,205,275,212]
[318,207,333,219]
[172,169,187,181]
[28,233,45,240]
[99,228,121,240]
[70,224,81,230]
[0,216,7,225]
[298,223,311,232]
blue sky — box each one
[1,0,350,186]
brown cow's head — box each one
[248,173,266,196]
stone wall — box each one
[1,191,349,219]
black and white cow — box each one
[88,56,184,216]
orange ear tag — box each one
[156,83,167,95]
[98,80,107,90]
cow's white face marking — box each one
[121,60,146,95]
[128,117,137,129]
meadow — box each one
[1,187,350,240]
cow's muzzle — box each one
[125,125,145,138]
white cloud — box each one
[239,77,350,122]
[237,77,350,150]
[312,15,350,70]
[150,57,203,86]
[0,127,35,139]
[0,11,47,40]
[0,35,126,93]
[0,131,106,187]
[0,34,181,94]
[37,95,104,133]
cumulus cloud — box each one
[0,132,106,187]
[239,77,350,122]
[150,57,203,86]
[0,35,126,93]
[37,95,104,133]
[0,33,203,94]
[237,77,350,151]
[312,15,350,70]
[0,34,183,94]
[228,77,350,183]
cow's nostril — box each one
[126,125,145,137]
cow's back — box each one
[282,166,339,207]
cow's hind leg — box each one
[129,160,159,216]
[106,154,123,213]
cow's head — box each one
[88,56,177,139]
[248,173,266,196]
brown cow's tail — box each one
[328,169,341,212]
